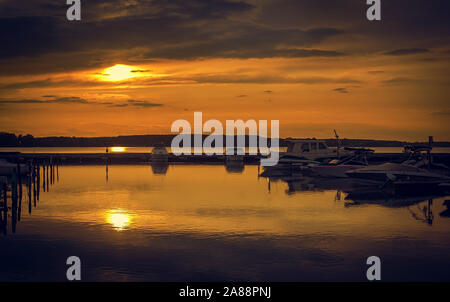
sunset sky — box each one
[0,0,449,140]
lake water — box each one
[2,146,450,154]
[1,164,450,281]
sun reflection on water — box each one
[111,147,126,152]
[106,209,132,230]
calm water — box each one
[1,164,450,281]
[2,146,450,154]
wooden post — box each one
[33,165,37,207]
[11,169,18,234]
[428,136,433,168]
[18,179,22,222]
[17,161,22,204]
[50,159,52,185]
[27,163,32,214]
[37,164,40,201]
[0,185,3,234]
[3,183,7,234]
[46,162,49,192]
[42,163,45,192]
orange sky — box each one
[0,0,449,140]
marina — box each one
[1,140,450,281]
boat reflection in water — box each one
[263,172,450,226]
[440,200,450,217]
[344,189,439,225]
[150,162,169,175]
[225,161,245,174]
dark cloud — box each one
[383,48,430,56]
[0,0,344,75]
[109,103,129,108]
[257,0,450,54]
[333,88,349,94]
[145,46,344,60]
[0,96,116,106]
[264,90,273,94]
[0,78,111,91]
[127,100,163,107]
[0,0,448,76]
[0,96,163,108]
[431,110,450,116]
[0,97,89,104]
[236,95,247,98]
[381,77,415,85]
[131,69,152,73]
[179,74,362,85]
[368,71,384,74]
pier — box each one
[1,151,450,166]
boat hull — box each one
[310,165,365,178]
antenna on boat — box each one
[334,129,341,158]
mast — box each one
[334,129,341,159]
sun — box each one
[102,64,136,81]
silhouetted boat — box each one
[346,163,448,182]
[309,147,374,178]
[345,163,450,194]
[151,144,168,162]
[283,138,353,161]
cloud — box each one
[333,88,349,93]
[153,74,363,85]
[264,90,273,94]
[431,110,450,116]
[383,48,430,56]
[0,96,164,109]
[0,1,344,71]
[381,77,415,85]
[236,95,247,98]
[131,69,152,73]
[0,96,112,107]
[126,100,163,108]
[368,71,384,74]
[0,96,90,105]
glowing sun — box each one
[102,64,137,81]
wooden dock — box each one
[1,152,450,166]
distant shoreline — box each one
[1,132,450,148]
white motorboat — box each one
[308,147,374,178]
[345,162,449,185]
[283,138,353,161]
